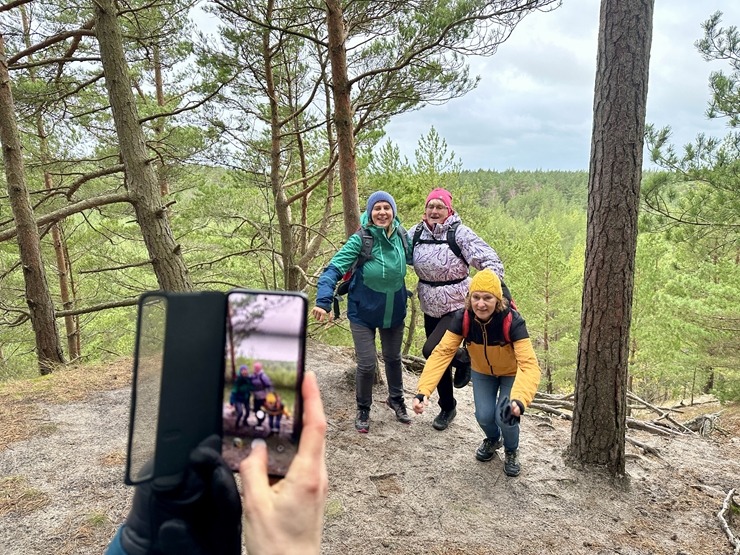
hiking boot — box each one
[355,408,370,433]
[386,397,412,424]
[453,364,471,388]
[432,407,457,431]
[504,449,521,477]
[475,437,503,462]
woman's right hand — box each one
[412,395,428,415]
[240,372,328,555]
[311,306,333,323]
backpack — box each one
[461,308,513,345]
[332,225,408,317]
[461,293,518,345]
[334,228,376,297]
[411,220,466,264]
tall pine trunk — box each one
[326,0,361,237]
[95,0,192,292]
[569,0,654,476]
[0,33,65,375]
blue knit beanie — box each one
[366,190,397,218]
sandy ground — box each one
[1,341,738,555]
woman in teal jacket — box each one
[313,191,410,433]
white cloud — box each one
[384,1,740,171]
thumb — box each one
[239,439,270,506]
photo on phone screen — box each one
[222,290,307,477]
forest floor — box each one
[0,341,738,555]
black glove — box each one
[453,347,470,367]
[120,435,242,555]
[499,397,521,426]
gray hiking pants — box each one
[350,321,404,409]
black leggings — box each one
[422,312,466,412]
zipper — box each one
[476,319,495,375]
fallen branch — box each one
[717,489,740,554]
[684,412,724,437]
[402,355,426,374]
[529,402,572,420]
[626,418,682,437]
[625,436,662,458]
[628,391,695,434]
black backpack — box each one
[411,221,468,286]
[412,220,466,262]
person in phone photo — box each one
[230,364,252,427]
[105,371,328,555]
[262,390,290,435]
[249,361,273,417]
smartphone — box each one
[125,289,306,486]
[222,290,307,477]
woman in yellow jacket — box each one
[412,269,541,477]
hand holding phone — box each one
[240,371,328,555]
[126,290,307,486]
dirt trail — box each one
[0,342,738,554]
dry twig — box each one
[717,488,740,554]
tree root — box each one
[717,488,740,554]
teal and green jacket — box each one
[316,214,410,329]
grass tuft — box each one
[0,475,51,517]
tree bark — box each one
[569,0,654,476]
[152,43,169,197]
[326,0,361,237]
[19,5,80,361]
[262,0,297,290]
[94,0,192,292]
[0,33,65,374]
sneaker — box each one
[355,408,370,433]
[475,437,503,462]
[504,449,521,477]
[386,397,412,424]
[453,364,471,389]
[432,407,457,431]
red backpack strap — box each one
[462,310,470,338]
[503,311,512,344]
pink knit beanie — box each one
[425,188,454,213]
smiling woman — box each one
[369,200,394,231]
[312,190,411,434]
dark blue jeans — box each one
[350,321,404,410]
[471,371,519,451]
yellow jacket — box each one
[416,308,541,407]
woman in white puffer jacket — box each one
[408,188,506,432]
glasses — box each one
[426,203,448,211]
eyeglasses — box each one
[426,203,448,211]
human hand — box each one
[499,397,521,426]
[412,394,428,415]
[240,371,328,555]
[510,401,521,418]
[311,306,333,323]
[120,435,242,555]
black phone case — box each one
[126,291,226,486]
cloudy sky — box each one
[383,1,740,172]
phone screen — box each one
[222,291,307,477]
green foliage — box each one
[636,11,740,402]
